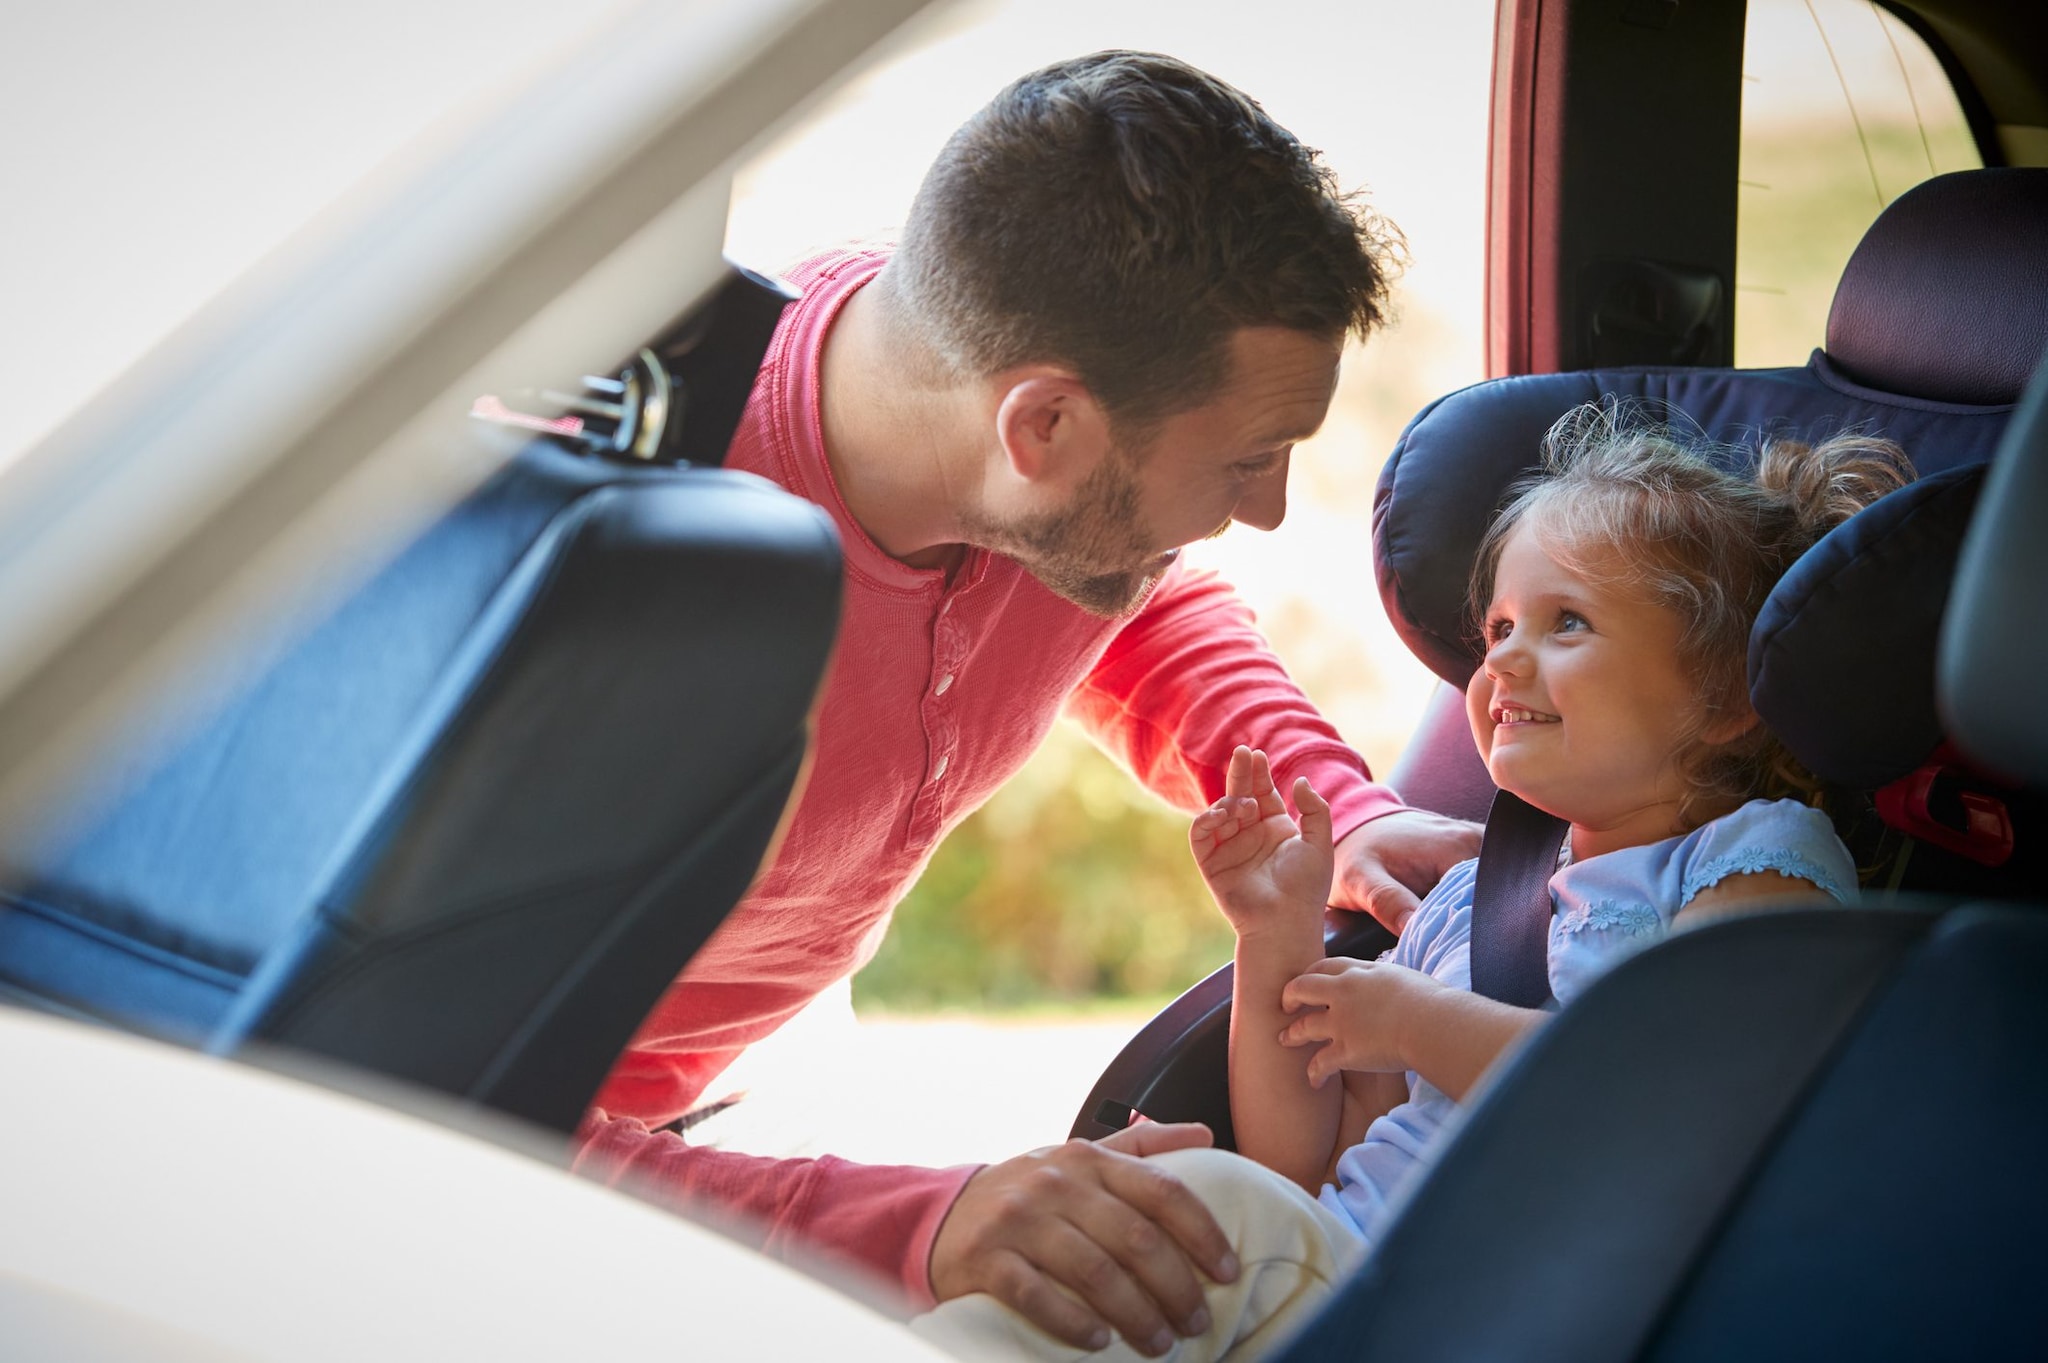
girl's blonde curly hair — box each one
[1469,401,1915,829]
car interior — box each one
[1079,161,2048,1360]
[0,269,844,1135]
[1070,1,2048,1355]
[1,0,2044,1357]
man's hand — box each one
[1330,809,1482,934]
[928,1122,1240,1357]
[1278,958,1443,1086]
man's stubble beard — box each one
[964,447,1164,619]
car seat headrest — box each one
[1377,370,2006,690]
[1749,463,1985,788]
[1826,168,2048,407]
[1376,369,2011,797]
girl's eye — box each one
[1232,451,1284,479]
[1483,615,1512,645]
[1556,610,1590,634]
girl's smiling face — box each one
[1465,522,1743,860]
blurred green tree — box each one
[853,724,1234,1011]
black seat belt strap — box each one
[1468,789,1570,1008]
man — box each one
[575,50,1478,1355]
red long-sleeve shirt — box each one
[571,249,1405,1309]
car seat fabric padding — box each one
[1749,462,1985,788]
[0,443,843,1136]
[1375,363,2014,692]
[217,473,840,1130]
[0,454,615,1037]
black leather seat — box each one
[0,276,842,1135]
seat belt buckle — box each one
[1874,747,2015,867]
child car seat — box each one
[1076,167,2047,1149]
[1379,168,2047,890]
[0,269,843,1135]
[1274,354,2048,1361]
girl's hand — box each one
[1278,958,1444,1087]
[1190,746,1333,937]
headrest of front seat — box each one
[1826,168,2048,406]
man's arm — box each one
[575,1111,1239,1354]
[928,1122,1240,1355]
[1072,565,1478,930]
[1071,565,1402,834]
[573,1111,973,1308]
[1331,811,1483,933]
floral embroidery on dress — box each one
[1681,849,1846,905]
[1553,899,1662,936]
[1548,899,1667,1004]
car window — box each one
[1736,0,1982,367]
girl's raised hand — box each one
[1278,958,1443,1087]
[1190,746,1333,935]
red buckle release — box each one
[1875,762,2015,867]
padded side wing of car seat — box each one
[1642,906,2048,1362]
[215,471,841,1134]
[1274,906,1934,1363]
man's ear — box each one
[993,371,1112,488]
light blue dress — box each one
[1315,797,1857,1242]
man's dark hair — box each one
[891,50,1403,432]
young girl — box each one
[1205,405,1910,1261]
[915,409,1912,1360]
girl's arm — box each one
[1673,869,1832,929]
[1230,915,1342,1191]
[1285,869,1835,1102]
[1322,1070,1410,1185]
[1281,960,1546,1103]
[1194,748,1344,1192]
[1390,982,1547,1101]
